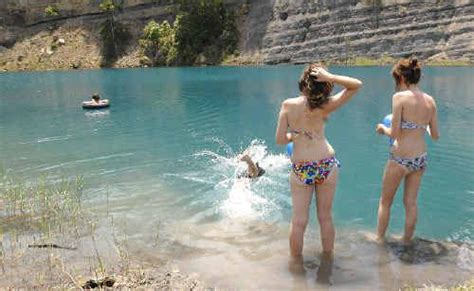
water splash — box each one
[457,244,474,271]
[191,139,290,220]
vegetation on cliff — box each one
[140,20,178,66]
[1,0,473,72]
[99,0,131,66]
[139,0,238,67]
[44,5,60,18]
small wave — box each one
[169,138,290,220]
[19,135,73,145]
[40,152,135,171]
[457,244,474,271]
[84,110,110,118]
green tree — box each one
[139,0,238,67]
[99,0,129,66]
[174,0,225,64]
[140,20,178,66]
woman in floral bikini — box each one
[275,64,362,259]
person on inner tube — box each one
[91,93,101,103]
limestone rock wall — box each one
[244,0,474,63]
[1,0,474,66]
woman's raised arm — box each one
[313,68,362,113]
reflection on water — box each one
[84,109,110,118]
[1,66,473,288]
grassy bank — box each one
[328,56,473,67]
[0,173,204,289]
[402,279,474,291]
[1,173,472,289]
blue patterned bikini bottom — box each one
[390,153,427,172]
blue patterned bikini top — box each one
[401,120,427,130]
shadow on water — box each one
[386,237,449,264]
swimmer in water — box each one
[237,153,265,179]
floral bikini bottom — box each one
[292,157,341,185]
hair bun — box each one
[410,58,418,68]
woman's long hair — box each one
[298,63,334,110]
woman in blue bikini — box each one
[275,64,362,258]
[376,57,440,244]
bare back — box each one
[391,89,437,157]
[285,96,335,162]
[275,68,362,162]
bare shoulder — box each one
[282,96,302,108]
[423,92,436,106]
[392,91,408,103]
[284,96,301,104]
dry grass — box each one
[401,279,474,290]
[0,172,203,289]
[328,55,472,67]
[0,25,103,72]
[425,59,472,66]
[221,53,265,66]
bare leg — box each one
[376,161,406,241]
[402,169,424,244]
[289,172,314,258]
[315,167,338,253]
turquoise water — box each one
[1,66,473,288]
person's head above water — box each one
[392,56,421,90]
[92,93,101,102]
[298,63,334,110]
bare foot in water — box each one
[363,231,385,244]
[316,252,334,285]
[402,235,414,246]
[288,255,306,276]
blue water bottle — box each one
[286,142,293,156]
[382,114,394,146]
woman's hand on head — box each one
[310,67,333,83]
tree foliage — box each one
[141,0,238,66]
[175,0,238,64]
[99,0,129,66]
[140,20,178,66]
[100,0,119,12]
[44,5,60,17]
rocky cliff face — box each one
[1,0,473,71]
[250,0,474,64]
